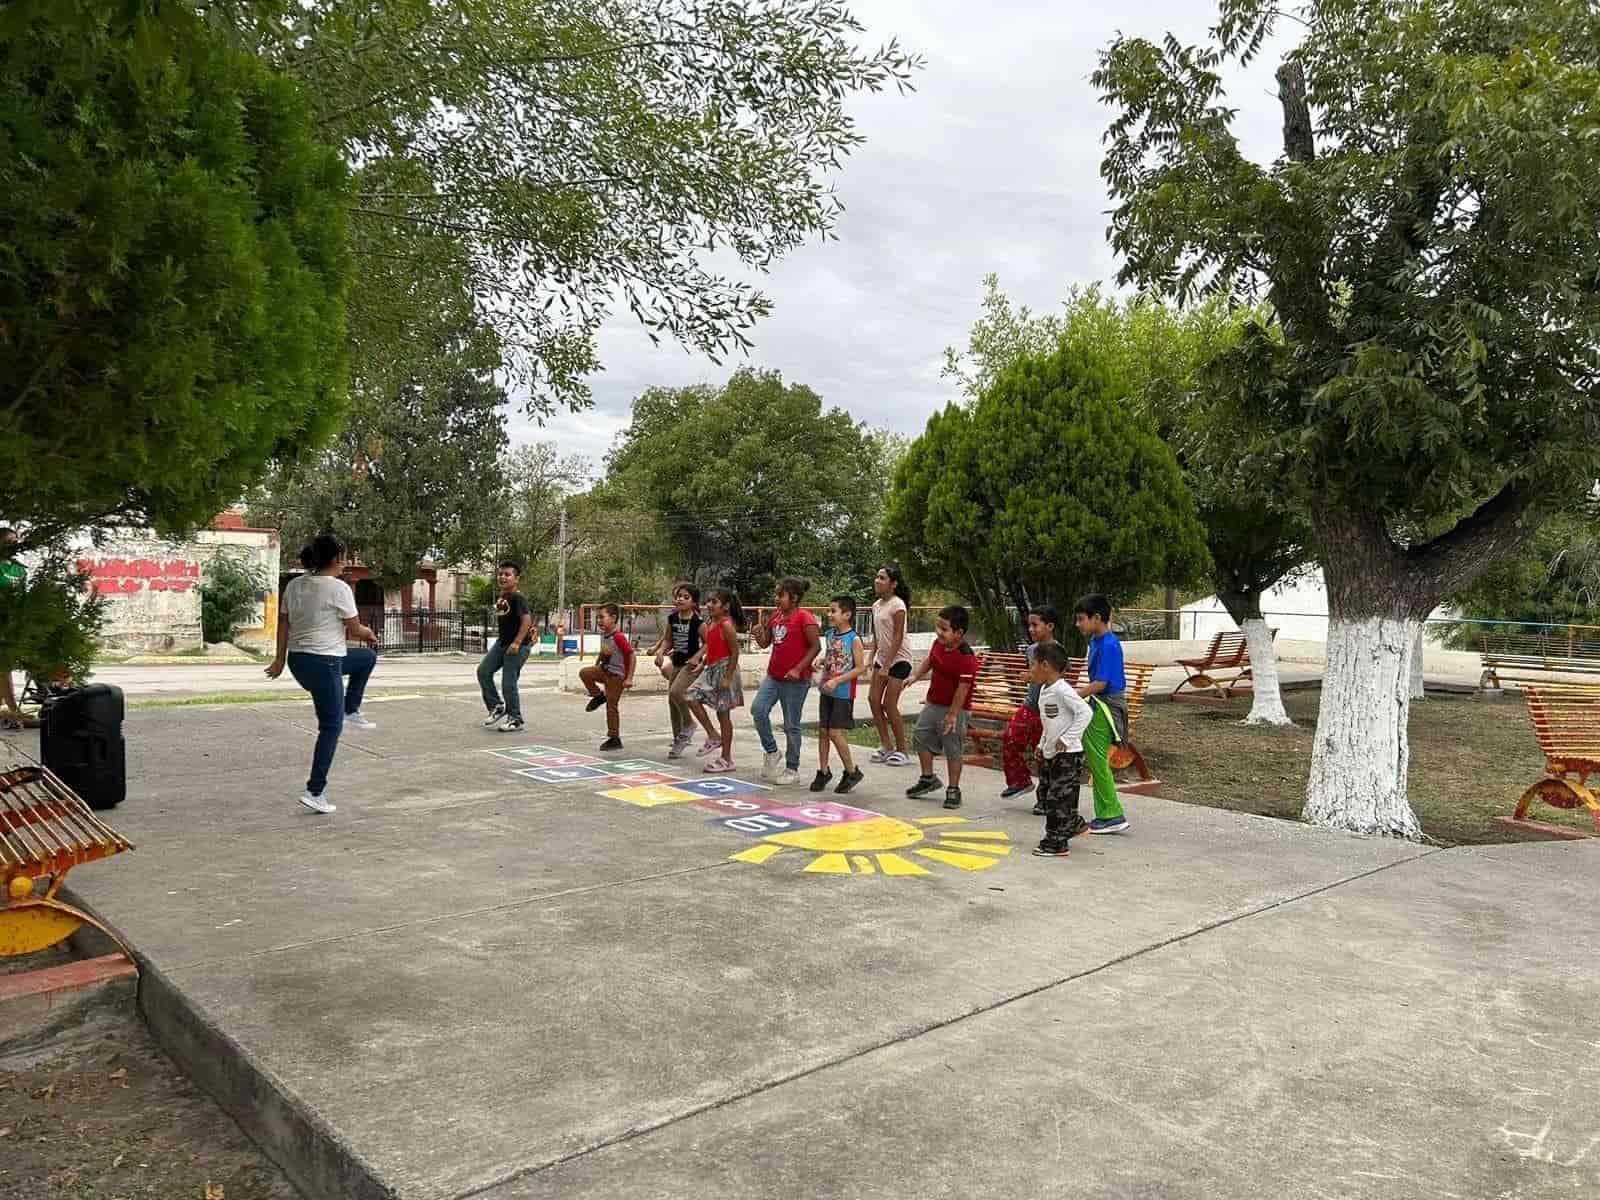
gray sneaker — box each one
[299,791,335,814]
[482,706,506,728]
[345,712,378,731]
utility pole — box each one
[556,505,567,655]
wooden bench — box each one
[1172,629,1275,702]
[965,652,1158,792]
[1479,633,1600,692]
[1498,685,1600,838]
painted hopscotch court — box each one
[482,743,1013,877]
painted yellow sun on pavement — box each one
[735,814,1010,877]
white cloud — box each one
[507,2,1291,473]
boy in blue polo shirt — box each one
[1074,593,1130,834]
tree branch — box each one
[1276,61,1313,163]
[1410,479,1548,597]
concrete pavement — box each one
[6,686,1593,1199]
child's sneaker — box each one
[1088,815,1129,834]
[943,786,962,809]
[498,717,526,734]
[482,705,506,728]
[585,695,606,713]
[773,768,800,787]
[834,768,863,795]
[868,747,891,764]
[599,735,624,752]
[1032,840,1070,857]
[1031,798,1047,816]
[667,731,693,759]
[906,775,942,798]
[1000,783,1032,799]
[298,791,335,814]
[809,769,833,793]
[885,750,912,767]
[760,750,782,781]
[696,737,721,758]
[704,757,736,774]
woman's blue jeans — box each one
[288,648,377,796]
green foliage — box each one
[250,334,510,586]
[0,2,350,547]
[1094,0,1600,612]
[493,443,592,582]
[463,575,498,613]
[884,341,1210,649]
[201,551,269,645]
[0,554,106,683]
[1445,511,1600,644]
[263,1,922,416]
[604,369,890,600]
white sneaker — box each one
[299,791,335,814]
[760,750,782,781]
[482,706,506,728]
[774,768,800,787]
[345,712,378,731]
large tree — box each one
[1096,0,1600,836]
[606,370,888,600]
[260,0,921,417]
[251,321,510,585]
[884,341,1210,650]
[0,1,349,548]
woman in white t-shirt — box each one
[866,565,915,766]
[265,534,380,813]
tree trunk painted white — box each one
[1408,626,1426,701]
[1241,616,1292,726]
[1303,615,1424,839]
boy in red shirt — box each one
[905,605,979,809]
[580,602,635,750]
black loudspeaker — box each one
[40,683,126,811]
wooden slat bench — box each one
[1478,634,1600,692]
[965,652,1158,792]
[1497,684,1600,838]
[1172,629,1275,702]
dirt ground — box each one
[834,686,1583,846]
[0,1012,299,1200]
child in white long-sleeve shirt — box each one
[1031,642,1092,857]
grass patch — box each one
[813,689,1586,846]
[130,692,295,709]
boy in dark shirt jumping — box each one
[478,560,533,732]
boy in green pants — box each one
[1074,593,1130,834]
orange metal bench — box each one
[1,766,135,958]
[1500,685,1600,838]
[1172,629,1275,701]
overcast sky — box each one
[509,2,1290,473]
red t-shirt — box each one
[703,619,733,666]
[766,607,820,679]
[926,641,979,708]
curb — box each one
[61,887,402,1200]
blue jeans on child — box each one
[288,648,377,796]
[751,677,810,770]
[477,642,531,720]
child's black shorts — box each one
[818,694,855,730]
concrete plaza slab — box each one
[20,684,1594,1199]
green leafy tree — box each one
[885,341,1210,652]
[605,370,889,600]
[251,335,510,585]
[1096,0,1600,836]
[0,2,349,549]
[262,1,922,417]
[1445,509,1600,644]
[0,554,106,685]
[201,551,271,645]
[491,443,592,583]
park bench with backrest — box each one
[1478,633,1600,692]
[1500,684,1600,838]
[1172,629,1275,701]
[966,651,1157,787]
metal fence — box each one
[359,608,493,655]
